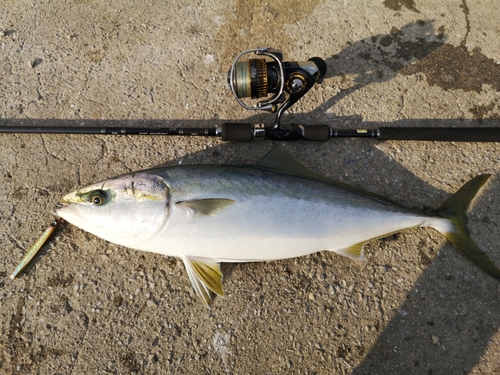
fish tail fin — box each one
[436,174,500,279]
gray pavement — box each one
[1,1,499,374]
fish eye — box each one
[89,190,111,206]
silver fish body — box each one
[55,147,500,305]
[115,165,447,261]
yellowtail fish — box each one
[48,147,499,306]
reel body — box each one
[227,47,327,127]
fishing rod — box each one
[1,122,499,142]
[1,47,499,142]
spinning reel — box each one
[227,47,327,131]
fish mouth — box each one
[52,201,69,215]
[53,190,81,214]
[53,198,92,222]
[54,201,67,209]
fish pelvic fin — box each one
[183,256,224,307]
[176,198,235,217]
[437,174,500,280]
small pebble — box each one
[22,332,33,342]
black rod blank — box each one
[1,124,499,142]
[0,126,219,136]
[376,127,500,142]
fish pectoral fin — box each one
[182,255,224,306]
[334,242,368,261]
[176,198,235,217]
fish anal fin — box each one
[177,198,235,217]
[183,256,224,307]
[334,242,367,261]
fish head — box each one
[55,172,170,248]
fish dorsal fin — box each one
[334,241,368,261]
[176,198,235,217]
[257,145,325,180]
[183,256,224,306]
[259,146,404,208]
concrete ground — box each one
[1,1,500,374]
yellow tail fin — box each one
[438,174,500,280]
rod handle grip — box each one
[221,123,253,142]
[302,125,331,141]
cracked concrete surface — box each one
[1,1,500,374]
